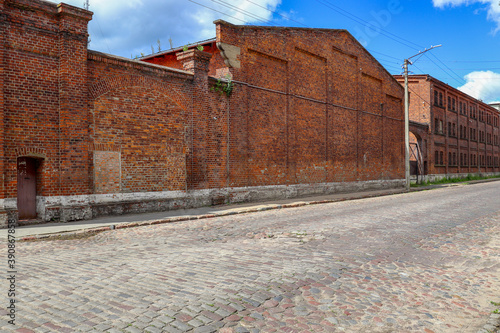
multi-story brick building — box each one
[1,0,405,226]
[394,75,500,180]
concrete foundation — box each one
[8,179,405,225]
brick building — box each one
[394,75,500,180]
[1,0,405,226]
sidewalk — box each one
[8,187,406,241]
[7,177,499,241]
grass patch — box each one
[411,174,500,187]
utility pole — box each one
[403,45,441,191]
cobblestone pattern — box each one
[2,183,500,332]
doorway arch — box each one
[409,120,430,180]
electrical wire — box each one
[418,60,500,63]
[438,76,500,80]
[91,19,112,54]
[209,0,274,25]
[427,53,465,85]
[408,87,432,107]
[367,49,401,61]
[378,62,401,72]
[187,0,249,24]
[244,0,309,27]
[313,0,422,51]
[188,0,491,90]
[413,67,500,71]
[311,0,471,85]
[412,64,427,75]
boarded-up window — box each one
[94,151,121,194]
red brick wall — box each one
[2,0,196,215]
[215,21,405,186]
[93,86,187,192]
[0,0,6,206]
[88,51,194,193]
[3,2,407,223]
[58,4,93,196]
[2,0,92,203]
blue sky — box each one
[48,0,500,102]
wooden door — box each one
[17,157,37,219]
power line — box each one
[418,60,500,63]
[377,62,401,71]
[187,0,484,88]
[372,56,401,66]
[313,0,422,51]
[412,64,426,75]
[309,1,468,87]
[210,0,274,25]
[427,53,465,85]
[92,19,111,53]
[437,76,500,80]
[311,0,479,87]
[408,87,432,107]
[419,53,462,86]
[244,0,309,27]
[311,0,468,89]
[367,49,401,61]
[415,67,500,71]
[187,0,249,24]
[375,58,403,69]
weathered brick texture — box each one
[213,21,404,186]
[1,0,92,224]
[2,1,405,225]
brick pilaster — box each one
[57,4,92,196]
[0,0,6,210]
[177,49,213,189]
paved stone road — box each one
[2,182,500,332]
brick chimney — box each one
[177,49,212,82]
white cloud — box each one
[47,0,281,57]
[432,0,500,33]
[458,71,500,103]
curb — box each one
[18,178,500,242]
[19,189,407,242]
[478,312,500,333]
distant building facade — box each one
[395,75,500,180]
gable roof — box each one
[213,20,403,90]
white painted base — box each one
[7,179,405,224]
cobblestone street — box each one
[3,182,500,332]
